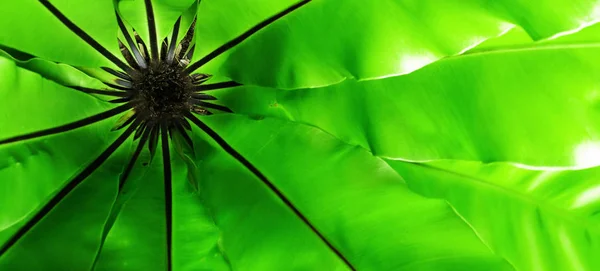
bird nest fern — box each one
[2,0,600,271]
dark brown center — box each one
[131,62,193,121]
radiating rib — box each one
[134,122,148,140]
[185,0,310,73]
[120,126,150,189]
[108,97,131,104]
[190,73,211,85]
[0,44,35,61]
[193,81,241,92]
[148,125,160,161]
[39,0,134,74]
[0,119,140,257]
[90,126,150,270]
[116,13,148,69]
[192,93,217,100]
[161,124,174,271]
[160,38,169,61]
[69,86,128,97]
[174,122,193,150]
[118,39,140,70]
[184,112,356,270]
[102,67,131,81]
[144,0,159,60]
[115,79,133,89]
[104,82,131,91]
[177,18,196,61]
[180,118,191,131]
[111,112,137,131]
[192,101,233,113]
[166,18,181,64]
[193,108,212,116]
[135,33,151,64]
[101,67,132,81]
[0,103,133,145]
[184,44,195,62]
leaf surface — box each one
[189,114,513,270]
[0,0,122,69]
[117,0,197,52]
[221,42,600,167]
[387,159,600,271]
[0,56,128,269]
[196,0,600,88]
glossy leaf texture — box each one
[0,145,131,270]
[197,0,600,89]
[220,40,600,168]
[93,149,172,271]
[0,55,121,254]
[0,108,513,270]
[117,0,197,52]
[469,20,600,54]
[386,159,600,271]
[0,0,122,69]
[2,0,600,270]
[0,48,109,93]
[189,115,512,270]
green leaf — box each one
[467,21,600,55]
[386,159,600,271]
[93,156,173,270]
[186,114,512,270]
[0,147,130,270]
[0,56,124,269]
[200,0,600,89]
[0,49,108,91]
[3,1,600,270]
[221,42,600,167]
[0,0,122,69]
[117,0,196,52]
